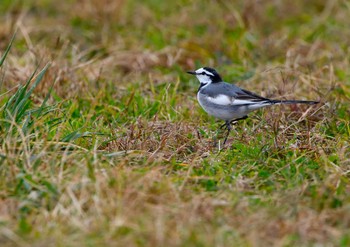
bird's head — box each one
[187,67,222,85]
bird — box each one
[187,67,319,145]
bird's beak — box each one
[187,71,196,75]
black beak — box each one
[187,71,196,75]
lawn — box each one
[0,0,349,246]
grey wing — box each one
[236,88,270,102]
[202,82,270,103]
[201,82,239,97]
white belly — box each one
[197,93,248,121]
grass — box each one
[0,0,349,246]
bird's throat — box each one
[198,82,208,92]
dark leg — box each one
[223,120,231,145]
[220,122,228,129]
[221,116,248,129]
[230,115,248,125]
[220,116,248,145]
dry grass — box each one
[0,0,349,246]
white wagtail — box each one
[187,67,319,145]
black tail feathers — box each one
[270,99,319,105]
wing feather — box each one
[201,82,271,106]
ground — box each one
[0,0,349,246]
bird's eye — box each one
[201,72,206,75]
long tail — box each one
[270,99,319,105]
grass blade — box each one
[14,64,50,117]
[0,31,16,67]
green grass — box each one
[0,0,349,246]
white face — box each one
[195,68,214,84]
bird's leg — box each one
[230,115,248,125]
[220,122,228,129]
[215,122,228,147]
[223,120,231,145]
[219,116,248,146]
[221,116,248,129]
[221,116,248,146]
